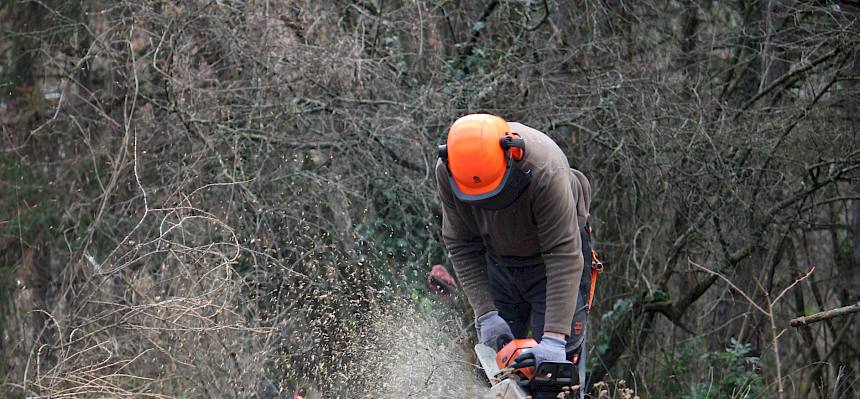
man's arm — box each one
[435,161,495,318]
[532,167,584,336]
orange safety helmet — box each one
[438,114,530,210]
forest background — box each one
[1,0,859,398]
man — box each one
[435,113,592,368]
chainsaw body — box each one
[475,339,579,399]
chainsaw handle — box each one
[516,360,579,396]
[508,355,535,371]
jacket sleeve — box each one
[435,161,495,318]
[532,167,584,336]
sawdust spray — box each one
[282,288,493,398]
[339,297,492,398]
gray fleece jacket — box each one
[436,122,591,335]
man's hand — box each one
[515,334,567,367]
[476,311,514,351]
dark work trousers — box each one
[487,227,592,358]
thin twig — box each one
[773,267,815,306]
[689,260,767,315]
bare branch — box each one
[790,302,860,328]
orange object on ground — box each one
[426,264,458,298]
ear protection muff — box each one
[437,133,524,165]
[438,131,531,210]
[499,133,525,161]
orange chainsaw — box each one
[475,338,579,399]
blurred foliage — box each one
[641,338,764,399]
[355,177,445,282]
[0,156,58,241]
[687,339,764,399]
[0,0,86,98]
[595,298,631,361]
[0,155,59,346]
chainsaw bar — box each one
[474,344,500,382]
[474,344,531,399]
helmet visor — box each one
[449,160,531,210]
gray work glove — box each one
[476,311,514,351]
[515,334,567,368]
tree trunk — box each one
[680,0,700,73]
[849,22,860,387]
[759,0,790,94]
[851,194,860,381]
